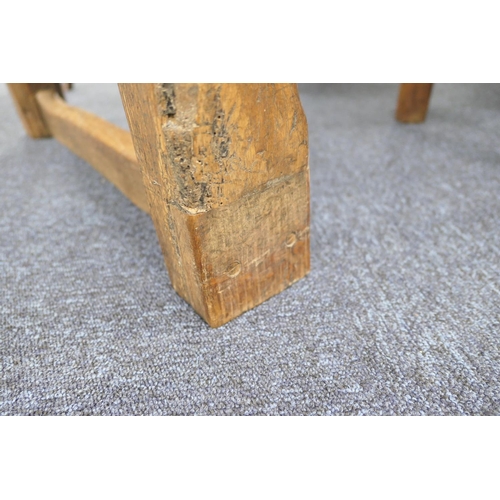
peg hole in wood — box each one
[226,261,242,278]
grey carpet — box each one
[1,83,499,415]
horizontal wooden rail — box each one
[34,89,149,213]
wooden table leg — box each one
[119,84,311,327]
[7,83,62,138]
[395,83,433,123]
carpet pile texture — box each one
[1,83,499,415]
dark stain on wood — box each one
[161,83,176,116]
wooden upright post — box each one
[7,84,62,138]
[396,83,433,123]
[119,84,310,327]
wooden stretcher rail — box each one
[34,89,149,213]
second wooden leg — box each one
[396,83,433,123]
[7,83,62,138]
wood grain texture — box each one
[35,89,148,212]
[7,83,62,138]
[119,83,310,327]
[396,83,433,123]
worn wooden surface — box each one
[35,89,148,212]
[119,83,310,327]
[7,83,62,138]
[396,83,434,123]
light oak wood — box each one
[35,88,148,212]
[7,83,62,138]
[8,83,311,327]
[396,83,433,123]
[119,83,311,327]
